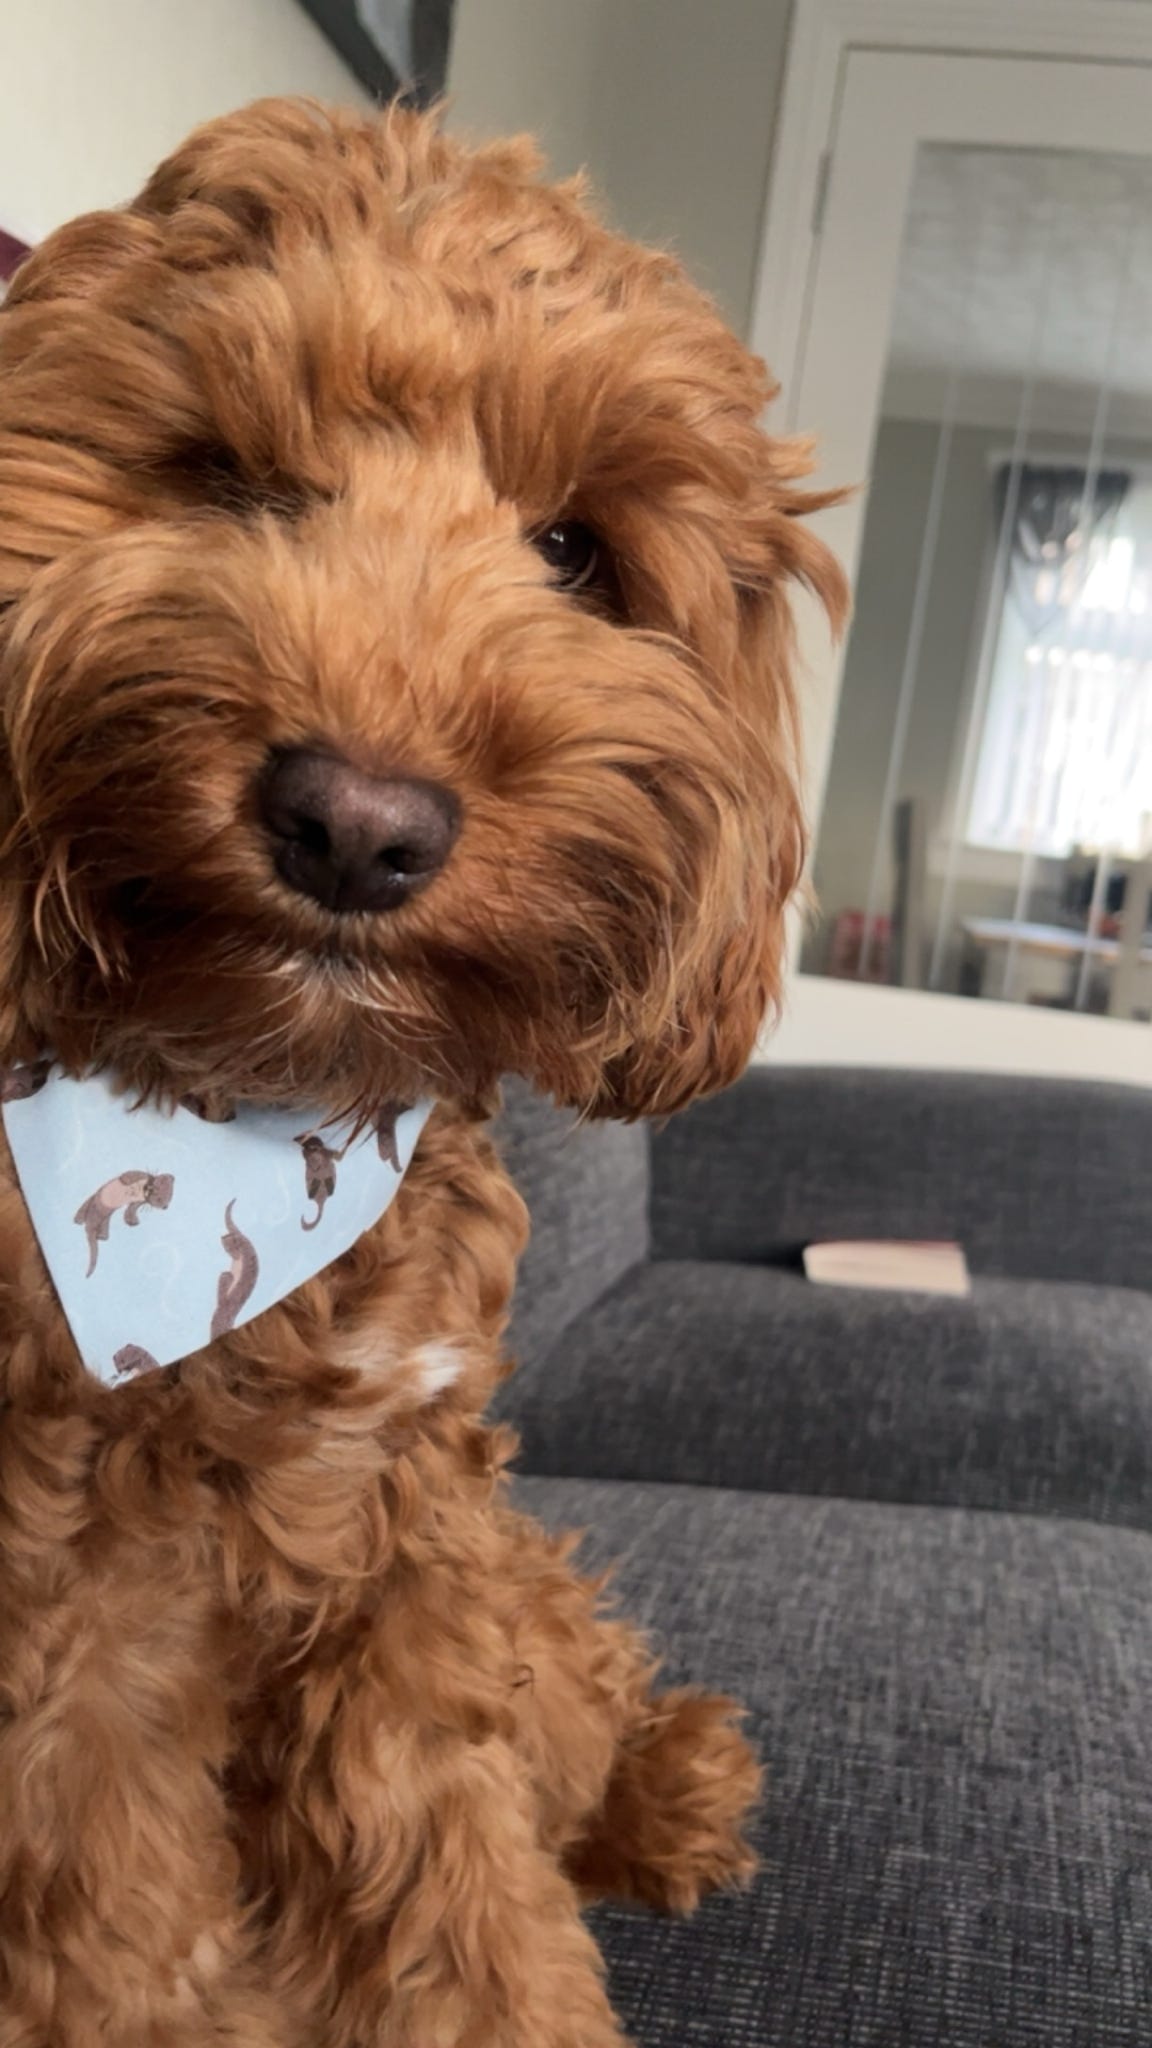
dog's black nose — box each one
[258,748,459,914]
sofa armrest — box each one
[649,1065,1149,1292]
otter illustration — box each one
[374,1103,412,1173]
[210,1200,260,1339]
[294,1131,351,1231]
[0,1058,52,1104]
[113,1344,160,1378]
[74,1171,175,1277]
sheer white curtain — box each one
[967,472,1152,859]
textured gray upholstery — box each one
[649,1067,1151,1292]
[493,1068,1152,2047]
[514,1476,1152,2048]
[502,1261,1152,1528]
[497,1076,649,1368]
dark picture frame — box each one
[293,0,456,106]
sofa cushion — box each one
[513,1474,1152,2048]
[495,1078,649,1367]
[499,1262,1152,1530]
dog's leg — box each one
[229,1468,630,2048]
[245,1694,629,2048]
[563,1686,762,1915]
[0,1423,289,2047]
[497,1506,762,1917]
[373,1731,630,2048]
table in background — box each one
[961,917,1152,1016]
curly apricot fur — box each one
[0,99,843,2045]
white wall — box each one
[590,0,793,333]
[764,975,1152,1089]
[0,0,371,246]
[448,0,794,334]
[446,0,608,196]
[3,0,797,334]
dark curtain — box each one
[995,461,1131,635]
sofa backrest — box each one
[650,1066,1152,1293]
[495,1078,650,1366]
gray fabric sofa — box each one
[495,1067,1152,2048]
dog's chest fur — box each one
[0,1105,527,1608]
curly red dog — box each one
[0,99,843,2047]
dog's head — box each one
[0,100,844,1119]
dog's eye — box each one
[532,520,602,592]
[146,440,311,518]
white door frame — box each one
[752,0,1152,426]
[753,2,1152,1085]
[786,48,1152,826]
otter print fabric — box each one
[1,1065,432,1383]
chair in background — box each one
[889,795,927,989]
[1110,854,1152,1022]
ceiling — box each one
[882,145,1152,441]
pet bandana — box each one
[1,1062,433,1384]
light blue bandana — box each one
[1,1062,432,1384]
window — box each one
[966,465,1152,859]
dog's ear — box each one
[0,212,171,622]
[592,422,849,1121]
[592,883,793,1121]
[0,225,144,1023]
[587,737,801,1121]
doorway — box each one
[761,35,1152,1083]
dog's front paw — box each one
[567,1689,761,1916]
